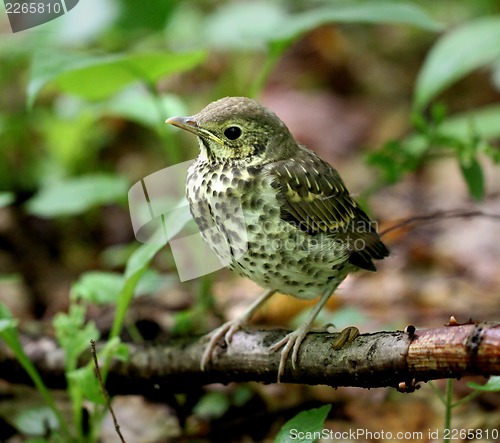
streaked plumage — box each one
[167,97,388,382]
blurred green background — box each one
[1,0,500,441]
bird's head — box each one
[167,97,297,163]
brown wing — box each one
[270,147,389,271]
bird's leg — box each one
[271,281,355,382]
[201,289,276,370]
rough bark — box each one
[0,322,499,395]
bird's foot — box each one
[200,319,244,371]
[200,289,277,371]
[270,324,310,383]
[270,325,360,382]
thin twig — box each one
[380,209,500,238]
[90,339,126,443]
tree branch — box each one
[0,322,499,394]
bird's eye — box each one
[224,126,242,140]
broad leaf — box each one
[274,405,331,443]
[272,2,442,48]
[93,89,188,132]
[203,1,441,51]
[26,174,129,217]
[415,16,500,110]
[71,271,124,304]
[28,50,206,106]
[193,392,231,419]
[203,2,285,50]
[13,407,59,437]
[439,104,500,140]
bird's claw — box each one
[271,326,309,383]
[200,320,243,371]
[270,325,359,382]
[200,289,277,371]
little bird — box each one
[167,97,389,382]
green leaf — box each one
[274,405,331,443]
[203,1,440,52]
[368,103,500,184]
[135,268,176,297]
[67,366,104,406]
[439,104,500,140]
[415,16,500,111]
[109,242,165,339]
[26,174,129,218]
[468,376,500,392]
[13,406,59,436]
[65,364,103,439]
[65,337,126,437]
[98,336,129,362]
[118,0,175,32]
[123,241,165,282]
[28,50,206,106]
[71,271,124,304]
[272,2,441,48]
[111,342,130,362]
[110,206,192,338]
[193,392,230,419]
[37,110,103,174]
[53,304,100,372]
[0,303,69,437]
[0,318,18,332]
[366,139,424,183]
[203,2,286,50]
[459,156,485,201]
[233,385,253,407]
[92,90,188,133]
[0,192,14,208]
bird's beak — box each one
[166,116,199,134]
[166,116,223,144]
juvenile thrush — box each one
[167,97,389,382]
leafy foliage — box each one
[366,15,500,200]
[0,304,70,439]
[28,50,206,105]
[414,16,500,111]
[1,0,500,440]
[274,405,331,443]
[469,376,500,392]
[26,174,129,217]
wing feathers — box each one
[270,149,388,270]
